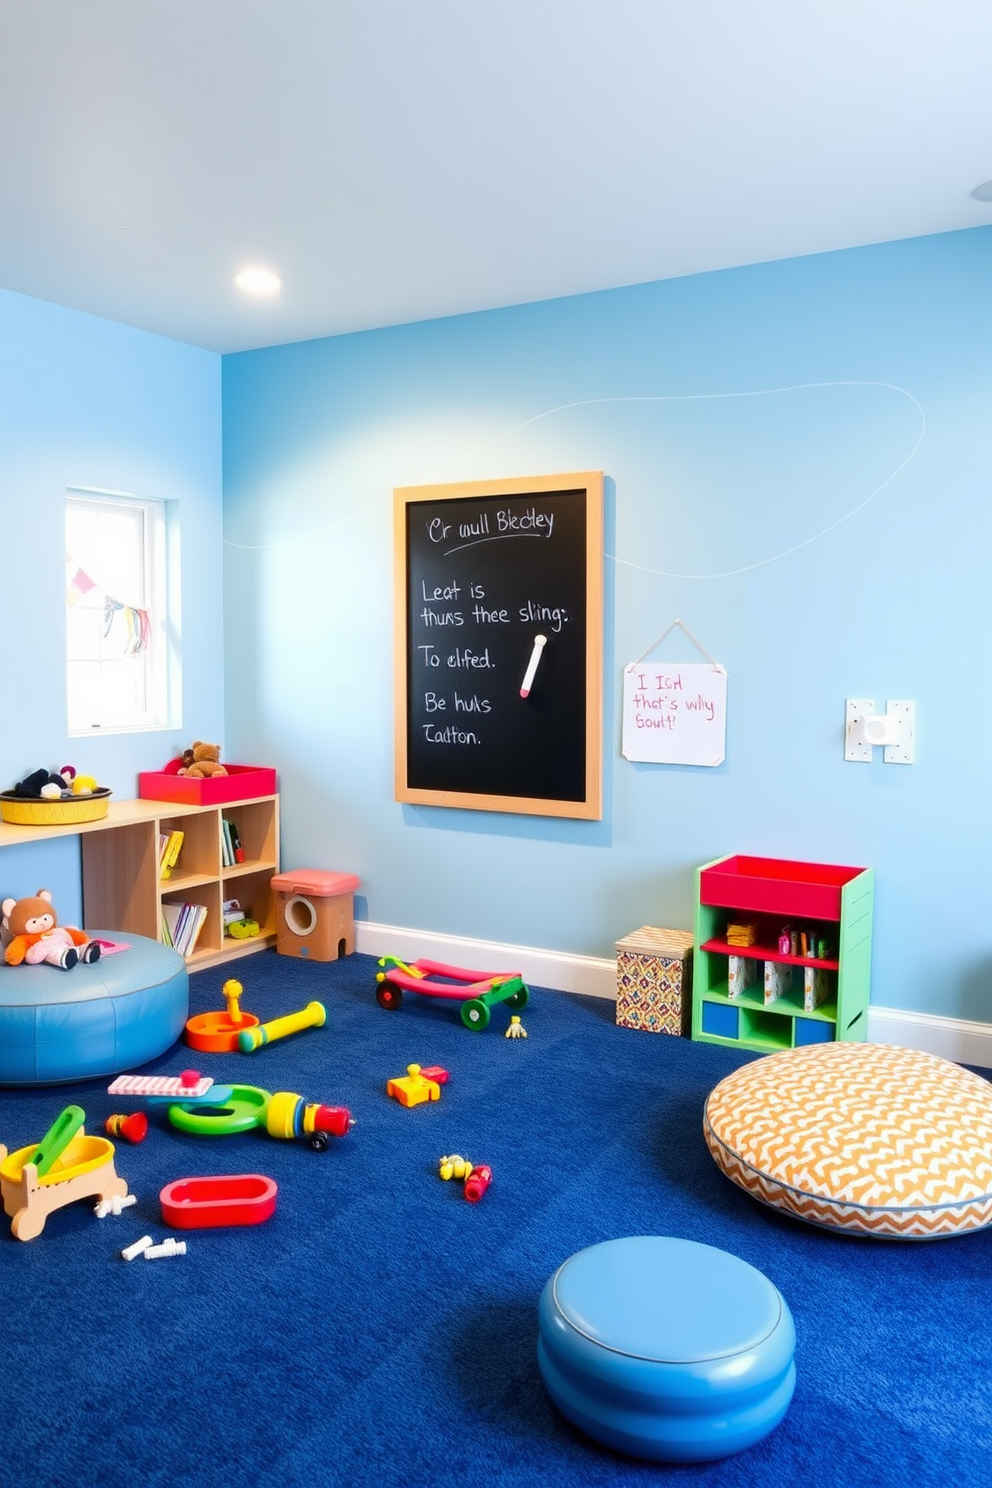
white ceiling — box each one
[1,1,989,355]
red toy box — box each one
[138,759,277,806]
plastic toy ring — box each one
[167,1084,272,1136]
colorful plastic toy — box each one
[0,1125,128,1240]
[30,1105,85,1176]
[505,1016,528,1039]
[386,1063,448,1108]
[108,1071,214,1100]
[439,1154,473,1181]
[264,1092,352,1150]
[166,1084,352,1151]
[237,1000,326,1053]
[375,957,529,1030]
[167,1084,272,1136]
[104,1112,149,1143]
[160,1174,278,1229]
[464,1164,493,1203]
[184,978,260,1052]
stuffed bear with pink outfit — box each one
[1,889,101,970]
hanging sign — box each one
[622,661,727,766]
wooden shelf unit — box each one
[0,795,279,971]
[691,854,873,1053]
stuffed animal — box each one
[12,768,72,800]
[177,742,228,779]
[1,890,101,970]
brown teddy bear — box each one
[2,889,100,970]
[177,742,228,779]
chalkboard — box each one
[394,472,604,818]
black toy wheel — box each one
[376,980,403,1010]
[462,998,490,1031]
[308,1131,329,1153]
[506,985,529,1010]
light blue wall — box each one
[0,288,222,925]
[222,229,991,1022]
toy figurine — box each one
[505,1016,527,1039]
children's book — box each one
[764,960,793,1005]
[160,829,185,880]
[803,966,830,1012]
[727,954,756,1001]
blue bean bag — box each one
[0,933,188,1085]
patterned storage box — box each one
[615,927,694,1035]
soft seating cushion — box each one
[0,932,188,1085]
[704,1042,992,1239]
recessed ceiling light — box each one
[971,181,992,202]
[234,268,282,294]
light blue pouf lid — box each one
[552,1236,784,1363]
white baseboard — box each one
[354,920,992,1069]
[866,1006,992,1069]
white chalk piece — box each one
[95,1193,137,1219]
[144,1238,187,1260]
[121,1235,153,1262]
[519,634,547,698]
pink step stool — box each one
[270,870,360,962]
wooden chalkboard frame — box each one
[394,471,604,819]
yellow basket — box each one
[0,789,112,826]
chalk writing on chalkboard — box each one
[394,472,604,819]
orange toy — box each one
[185,978,260,1053]
[386,1063,449,1109]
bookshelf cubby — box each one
[0,794,279,970]
[691,854,873,1053]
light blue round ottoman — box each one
[538,1236,795,1462]
[0,932,188,1086]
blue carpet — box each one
[2,950,991,1487]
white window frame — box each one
[65,487,181,736]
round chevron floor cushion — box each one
[704,1042,992,1239]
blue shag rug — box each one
[1,950,991,1488]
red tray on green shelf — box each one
[699,855,866,921]
[138,761,277,806]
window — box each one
[65,489,179,735]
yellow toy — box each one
[0,1123,127,1240]
[505,1016,528,1039]
[439,1154,473,1181]
[237,1000,326,1053]
[386,1063,446,1109]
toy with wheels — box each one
[1,1112,128,1241]
[375,957,529,1031]
[166,1083,353,1151]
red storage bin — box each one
[139,760,277,805]
[699,855,865,922]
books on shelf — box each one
[162,900,208,959]
[764,960,794,1005]
[221,817,245,867]
[803,965,830,1012]
[160,829,185,880]
[727,954,757,1001]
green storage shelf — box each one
[692,854,873,1054]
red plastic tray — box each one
[699,854,865,921]
[139,761,276,805]
[160,1173,278,1229]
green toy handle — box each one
[31,1105,85,1176]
